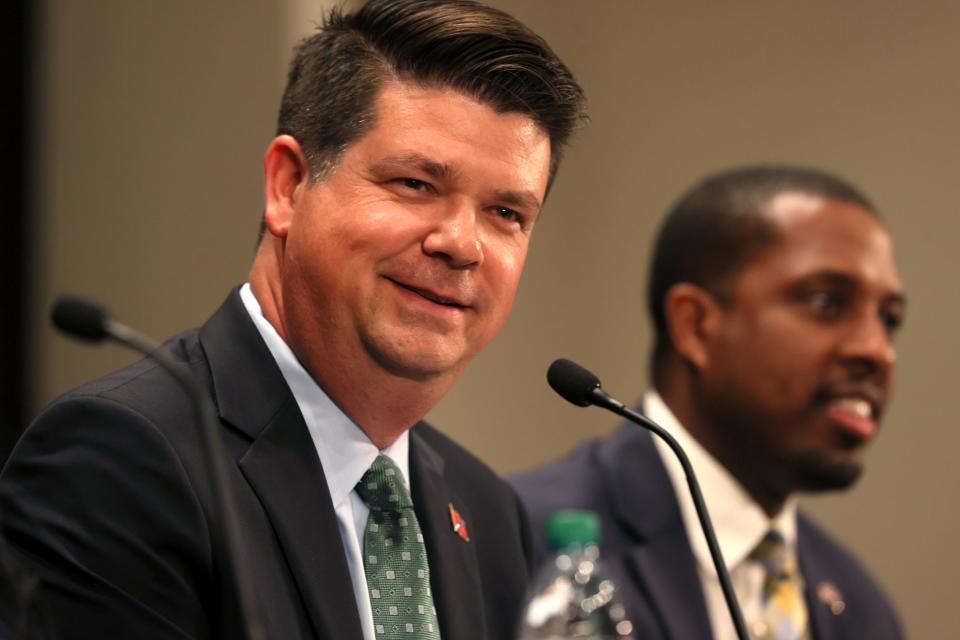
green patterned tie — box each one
[355,455,442,639]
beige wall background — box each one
[31,1,958,637]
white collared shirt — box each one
[240,283,409,640]
[644,390,802,640]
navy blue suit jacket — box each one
[511,422,904,639]
[0,289,533,639]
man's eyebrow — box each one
[371,153,543,213]
[799,270,908,306]
[884,290,907,310]
[493,189,543,214]
[370,154,459,181]
[801,271,858,288]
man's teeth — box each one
[833,398,872,419]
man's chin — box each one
[363,335,469,383]
[792,450,864,493]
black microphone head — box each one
[52,295,110,342]
[547,358,601,407]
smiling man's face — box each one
[280,81,551,385]
[696,192,905,501]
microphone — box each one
[547,358,750,640]
[51,295,264,640]
[51,296,110,341]
[548,358,627,412]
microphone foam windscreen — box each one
[547,358,600,407]
[51,296,110,341]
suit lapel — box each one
[600,423,714,639]
[798,519,843,640]
[238,399,364,640]
[626,534,714,639]
[200,290,365,640]
[410,428,487,640]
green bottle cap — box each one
[545,510,601,550]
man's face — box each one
[280,82,550,384]
[699,192,905,496]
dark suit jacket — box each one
[511,422,904,639]
[0,290,532,639]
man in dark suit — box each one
[0,1,586,638]
[513,166,906,639]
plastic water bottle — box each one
[518,510,635,639]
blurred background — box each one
[3,1,957,636]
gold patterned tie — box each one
[748,530,807,640]
[355,455,442,639]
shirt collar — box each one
[643,390,797,576]
[238,283,410,509]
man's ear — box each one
[263,135,311,239]
[663,283,724,372]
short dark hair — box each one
[647,164,878,371]
[272,0,585,208]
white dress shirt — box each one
[644,390,803,640]
[240,283,408,640]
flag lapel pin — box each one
[817,581,846,616]
[448,503,470,542]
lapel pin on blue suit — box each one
[448,503,470,541]
[817,581,846,615]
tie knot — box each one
[750,530,793,578]
[355,454,413,513]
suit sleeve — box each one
[0,395,213,639]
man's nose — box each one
[422,200,484,268]
[840,309,897,378]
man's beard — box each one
[791,449,864,493]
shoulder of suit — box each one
[510,421,648,490]
[37,327,206,444]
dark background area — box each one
[0,1,32,462]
